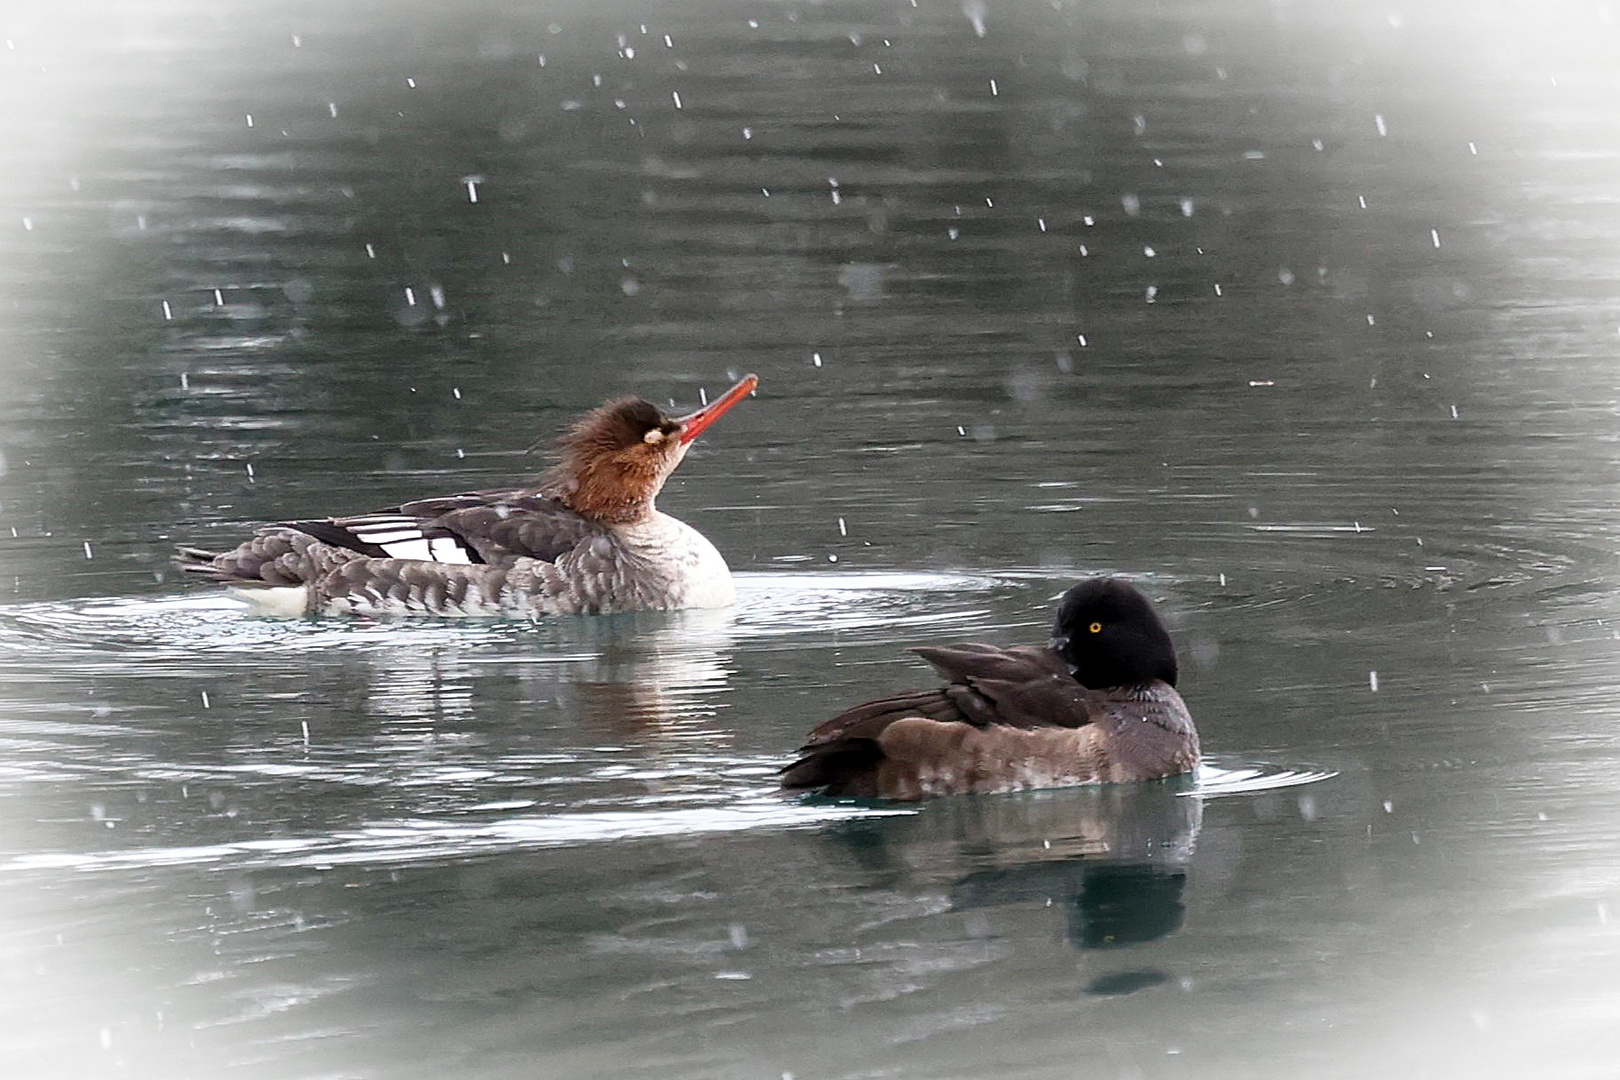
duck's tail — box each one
[779,738,887,798]
[173,529,346,587]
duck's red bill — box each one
[676,374,759,445]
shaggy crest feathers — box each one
[540,397,687,524]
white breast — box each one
[613,513,735,609]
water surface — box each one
[2,0,1620,1077]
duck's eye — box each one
[642,428,666,445]
[1088,621,1103,634]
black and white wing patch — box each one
[287,515,482,564]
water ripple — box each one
[1,793,910,876]
[0,569,1014,660]
[1188,759,1339,798]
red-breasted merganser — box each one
[177,374,759,618]
[781,577,1199,800]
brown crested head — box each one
[538,375,758,524]
[542,397,688,523]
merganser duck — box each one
[781,577,1199,800]
[176,374,758,618]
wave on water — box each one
[1187,759,1338,797]
[0,757,1338,877]
[0,789,911,875]
[0,568,1022,660]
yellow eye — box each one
[1088,621,1103,634]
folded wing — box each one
[781,644,1103,796]
[177,489,609,586]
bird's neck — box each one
[542,472,659,526]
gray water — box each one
[3,0,1620,1076]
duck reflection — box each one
[818,780,1201,961]
[542,607,738,737]
[341,605,740,737]
[954,858,1189,950]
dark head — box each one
[544,374,757,523]
[1049,577,1178,688]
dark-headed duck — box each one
[176,374,758,617]
[781,577,1199,800]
